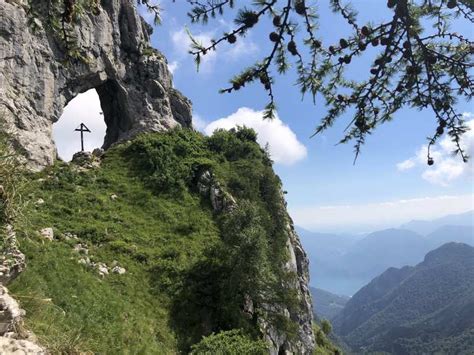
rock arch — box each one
[0,0,192,170]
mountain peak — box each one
[334,242,474,353]
[423,242,474,266]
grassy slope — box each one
[7,129,339,354]
[10,134,220,353]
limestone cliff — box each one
[0,0,192,170]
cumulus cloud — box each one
[53,90,106,161]
[396,159,416,171]
[204,107,307,165]
[167,60,179,74]
[291,194,474,233]
[192,114,208,132]
[397,114,474,186]
[171,28,217,68]
[172,30,214,73]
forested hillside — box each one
[310,287,349,321]
[333,242,474,354]
[300,224,473,295]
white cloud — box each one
[171,28,215,56]
[171,28,217,73]
[167,60,179,74]
[396,158,415,171]
[192,114,208,132]
[53,90,106,161]
[227,37,258,59]
[291,194,474,233]
[204,107,307,165]
[397,114,474,186]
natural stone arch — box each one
[0,0,192,170]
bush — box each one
[321,319,332,335]
[190,329,267,355]
[234,126,258,142]
[207,127,262,162]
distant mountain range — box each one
[298,210,474,295]
[309,287,349,321]
[401,210,474,235]
[332,242,474,354]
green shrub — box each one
[190,329,268,355]
[312,323,341,355]
[321,319,332,335]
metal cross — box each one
[75,123,91,152]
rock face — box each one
[0,225,25,284]
[0,0,192,170]
[0,225,46,353]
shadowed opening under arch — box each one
[53,80,133,161]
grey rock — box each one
[62,232,78,241]
[97,263,109,277]
[0,227,45,352]
[39,228,54,241]
[0,225,25,285]
[92,148,104,157]
[34,198,45,206]
[0,286,25,335]
[71,152,93,165]
[197,171,236,213]
[78,257,91,267]
[73,244,89,255]
[0,336,46,354]
[112,266,126,275]
[0,0,192,170]
[71,151,101,169]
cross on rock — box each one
[75,123,91,152]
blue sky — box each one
[55,1,473,233]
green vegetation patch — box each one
[9,128,302,353]
[190,329,268,354]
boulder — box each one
[63,232,78,241]
[73,244,89,255]
[112,266,126,275]
[34,198,45,206]
[0,286,24,335]
[39,228,54,241]
[0,337,46,354]
[0,226,26,284]
[97,263,109,277]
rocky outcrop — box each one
[0,335,46,354]
[0,225,25,284]
[197,171,315,354]
[0,0,192,170]
[0,225,46,353]
[197,170,236,213]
